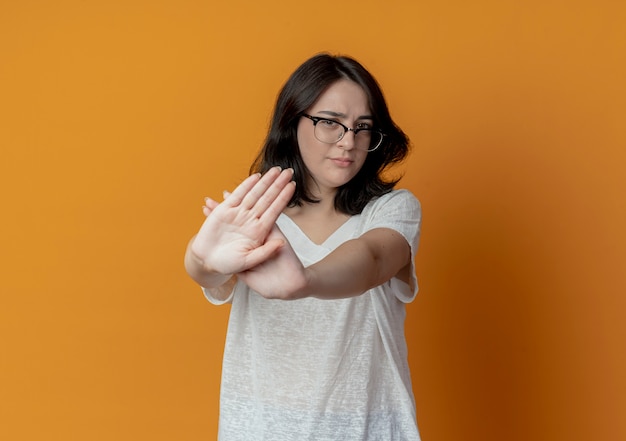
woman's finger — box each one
[259,180,296,224]
[222,172,262,207]
[202,196,219,217]
[252,168,294,216]
[241,237,286,269]
[238,166,283,210]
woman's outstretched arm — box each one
[238,226,411,300]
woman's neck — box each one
[283,199,351,245]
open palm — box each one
[189,167,295,275]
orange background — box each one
[1,1,625,440]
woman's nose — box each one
[337,129,356,150]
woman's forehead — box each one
[308,79,371,117]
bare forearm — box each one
[302,242,379,299]
[301,229,410,300]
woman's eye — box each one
[356,122,372,129]
[321,119,337,127]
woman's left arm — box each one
[238,226,410,300]
[304,227,411,300]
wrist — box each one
[185,245,233,288]
[297,266,318,299]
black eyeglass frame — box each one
[301,114,386,152]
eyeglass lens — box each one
[314,122,382,151]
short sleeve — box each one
[361,190,422,302]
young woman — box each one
[185,53,422,440]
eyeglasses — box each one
[301,114,385,152]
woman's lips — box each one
[330,157,354,167]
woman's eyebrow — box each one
[317,110,374,120]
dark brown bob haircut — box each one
[250,53,410,215]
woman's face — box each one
[296,79,371,198]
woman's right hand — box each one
[188,167,295,277]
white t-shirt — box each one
[203,189,422,441]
